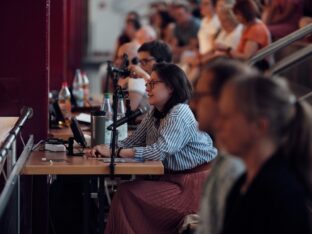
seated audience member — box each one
[127,40,173,111]
[99,42,139,96]
[151,10,175,44]
[191,58,257,234]
[261,0,303,40]
[189,3,243,67]
[213,4,243,56]
[129,40,172,81]
[218,76,312,234]
[126,10,141,22]
[299,16,312,43]
[134,25,157,46]
[114,18,141,60]
[90,63,218,234]
[197,0,220,56]
[228,0,271,61]
[177,0,220,84]
[171,1,201,61]
[114,42,144,111]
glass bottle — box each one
[72,69,84,107]
[102,93,113,144]
[81,71,90,106]
[117,94,128,141]
[58,81,71,125]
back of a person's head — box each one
[126,11,141,22]
[118,42,140,61]
[229,75,295,140]
[233,0,259,22]
[152,62,192,112]
[228,75,312,195]
[135,25,157,45]
[200,57,256,99]
[126,18,141,30]
[157,10,175,28]
[138,40,172,63]
[172,0,190,12]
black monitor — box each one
[70,117,87,148]
[49,101,65,128]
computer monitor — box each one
[49,101,65,128]
[70,117,87,148]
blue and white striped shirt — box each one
[119,103,217,171]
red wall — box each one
[50,0,87,91]
[0,1,87,233]
[0,0,50,141]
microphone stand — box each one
[107,62,123,180]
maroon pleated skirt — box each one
[105,164,210,234]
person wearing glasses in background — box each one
[127,40,172,112]
[90,63,217,234]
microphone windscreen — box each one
[131,57,139,65]
[20,106,33,119]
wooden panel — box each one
[0,117,18,143]
[22,151,164,175]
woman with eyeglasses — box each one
[90,63,217,234]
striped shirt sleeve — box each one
[118,112,149,148]
[133,110,191,160]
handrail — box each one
[249,24,312,65]
[0,135,33,218]
[269,44,312,75]
[0,107,33,163]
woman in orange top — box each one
[228,0,271,61]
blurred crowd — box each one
[93,1,312,233]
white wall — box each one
[87,0,154,57]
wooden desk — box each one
[0,117,18,143]
[22,150,164,175]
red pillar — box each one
[0,0,50,142]
[50,0,68,91]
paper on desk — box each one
[76,113,91,124]
[96,158,144,163]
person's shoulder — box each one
[169,103,192,116]
[251,20,269,33]
[167,104,195,123]
[254,156,305,199]
[212,154,245,178]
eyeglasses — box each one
[145,80,164,89]
[139,57,156,66]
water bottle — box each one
[72,69,84,107]
[81,71,90,106]
[117,94,128,141]
[102,93,113,144]
[58,81,71,125]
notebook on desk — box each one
[96,158,144,163]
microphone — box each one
[107,107,148,130]
[131,57,139,65]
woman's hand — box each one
[128,65,150,82]
[89,144,111,158]
[214,42,229,51]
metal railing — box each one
[0,136,33,218]
[0,107,33,163]
[249,23,312,65]
[269,44,312,75]
[0,107,33,234]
